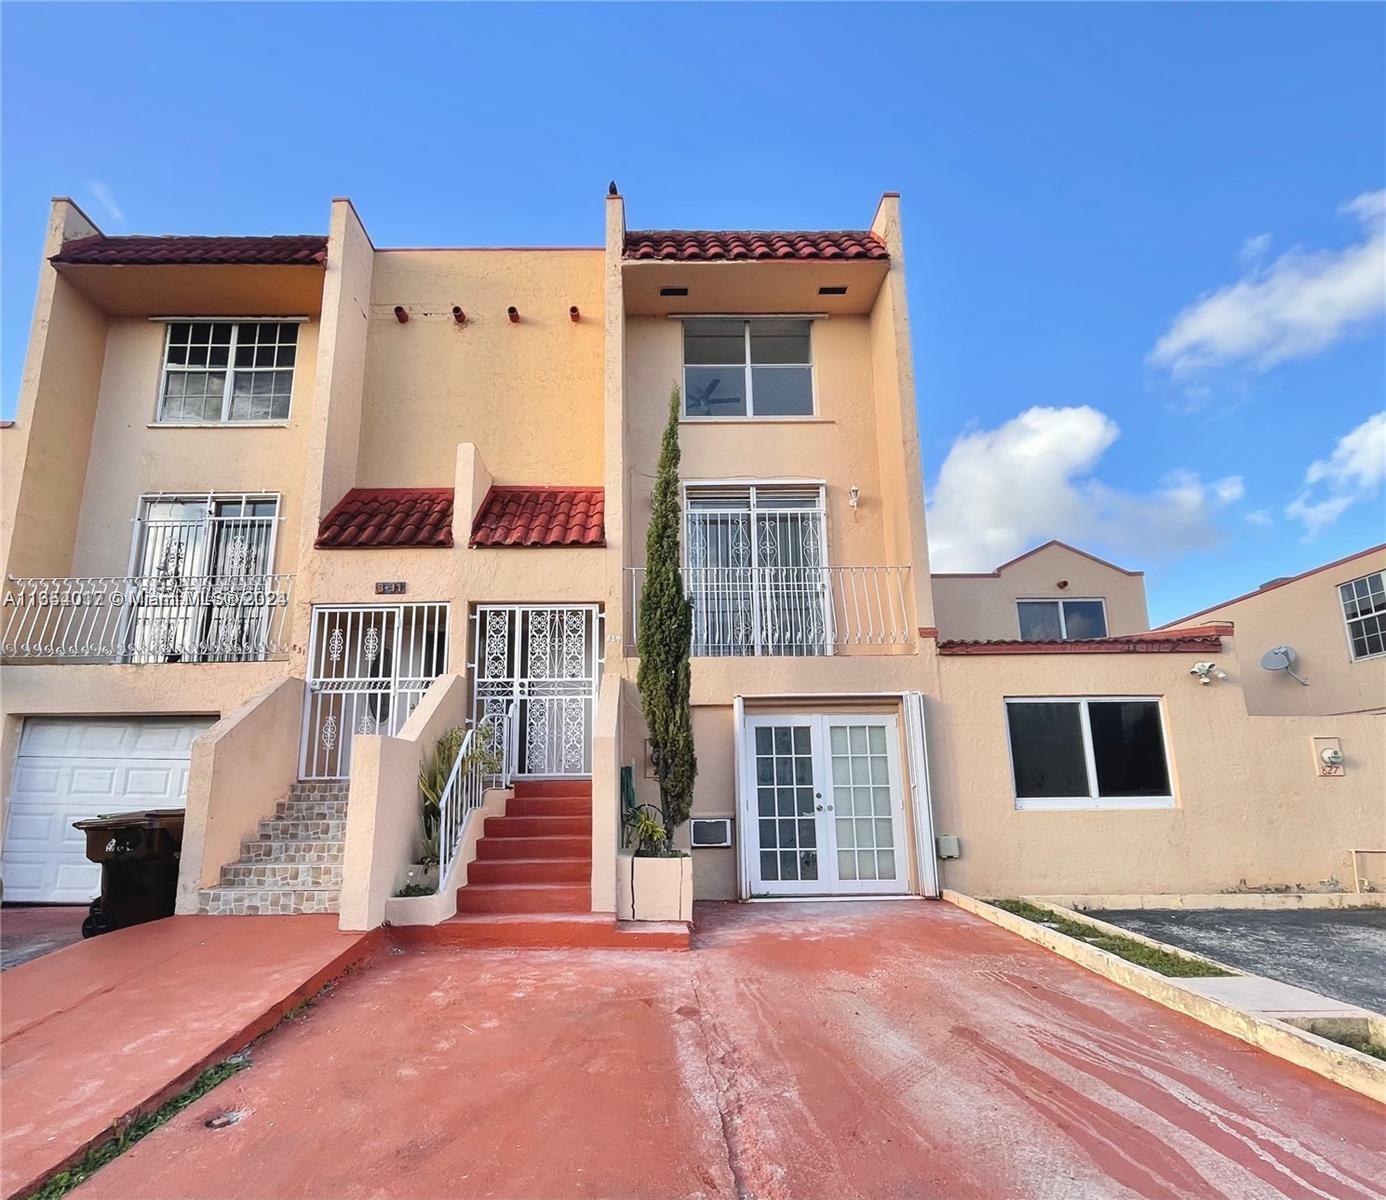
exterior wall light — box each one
[1189,661,1228,685]
[848,486,861,509]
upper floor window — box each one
[158,321,299,424]
[1339,571,1385,661]
[1017,598,1108,641]
[683,319,814,418]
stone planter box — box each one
[617,853,693,923]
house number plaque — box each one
[374,581,407,595]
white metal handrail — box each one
[626,565,913,655]
[437,700,516,888]
[1,573,294,663]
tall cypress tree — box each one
[637,385,696,833]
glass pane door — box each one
[825,719,905,893]
[744,714,907,896]
[748,720,823,893]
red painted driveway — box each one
[75,902,1384,1200]
[2,915,375,1199]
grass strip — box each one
[1326,1034,1386,1062]
[27,1055,251,1200]
[987,898,1232,978]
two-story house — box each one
[3,190,1382,939]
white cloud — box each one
[87,181,124,224]
[1148,190,1386,378]
[1285,411,1386,537]
[1240,233,1271,266]
[1246,509,1274,527]
[926,406,1244,571]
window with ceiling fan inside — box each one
[682,318,815,418]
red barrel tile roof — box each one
[471,486,605,548]
[623,230,888,262]
[937,628,1231,656]
[315,488,454,549]
[52,234,328,267]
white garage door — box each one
[2,717,215,904]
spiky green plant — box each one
[636,384,697,833]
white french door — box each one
[742,714,908,896]
[300,604,449,779]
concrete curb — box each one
[1032,892,1385,911]
[944,890,1386,1106]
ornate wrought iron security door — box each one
[685,486,830,656]
[470,606,602,777]
[300,604,449,779]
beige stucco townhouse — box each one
[2,191,1382,944]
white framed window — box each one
[1017,597,1108,640]
[157,321,300,423]
[1005,697,1174,811]
[1339,571,1386,661]
[682,318,815,418]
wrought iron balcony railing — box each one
[626,565,913,656]
[1,574,295,664]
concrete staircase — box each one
[457,779,594,915]
[406,779,688,950]
[197,782,346,915]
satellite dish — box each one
[1260,644,1308,686]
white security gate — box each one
[685,486,830,656]
[741,714,908,896]
[300,604,449,779]
[127,494,281,664]
[470,606,601,777]
[2,717,213,903]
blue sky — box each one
[3,2,1382,623]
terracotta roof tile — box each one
[52,234,328,267]
[938,629,1228,656]
[623,230,888,262]
[471,486,605,548]
[315,488,453,549]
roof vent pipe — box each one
[452,306,466,325]
[507,306,520,323]
[569,306,580,323]
[393,306,408,324]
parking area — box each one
[1091,907,1386,1013]
[64,900,1385,1200]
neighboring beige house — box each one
[1155,544,1386,718]
[2,191,1382,940]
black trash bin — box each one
[73,809,186,938]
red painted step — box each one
[512,779,592,799]
[506,795,591,818]
[456,882,590,914]
[485,814,588,838]
[395,913,690,951]
[476,835,591,860]
[468,857,589,885]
